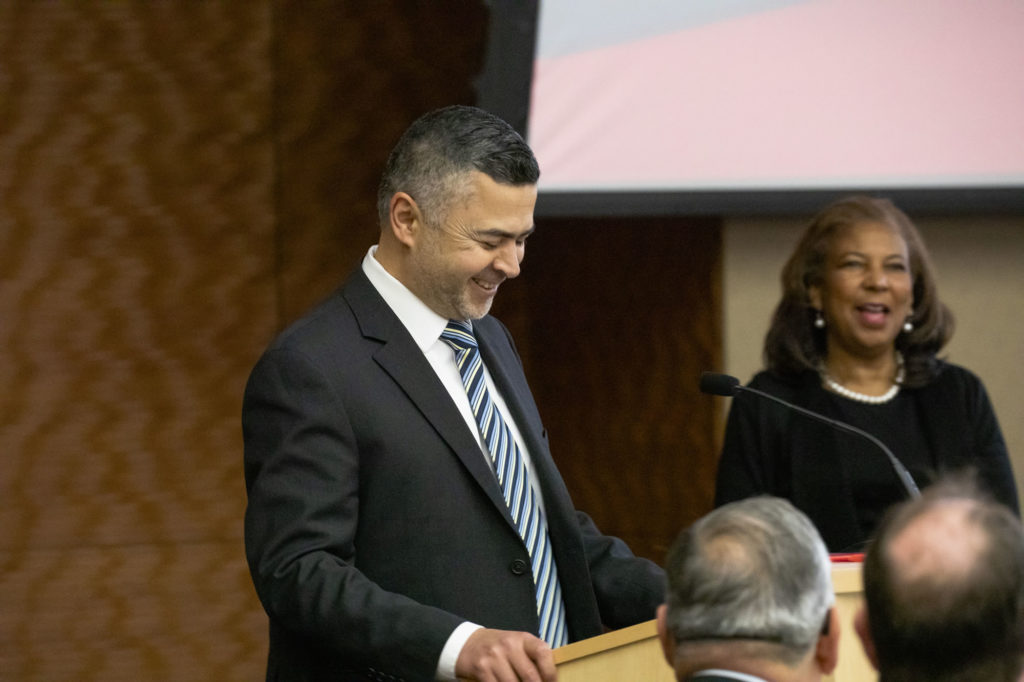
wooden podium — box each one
[554,562,874,682]
[826,562,875,682]
[553,619,674,681]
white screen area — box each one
[528,0,1024,194]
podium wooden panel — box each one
[553,619,674,681]
[553,563,874,682]
[825,562,875,682]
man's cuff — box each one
[435,621,483,681]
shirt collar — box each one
[361,245,453,351]
[689,669,767,682]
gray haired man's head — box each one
[663,496,834,666]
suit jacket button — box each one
[510,559,528,575]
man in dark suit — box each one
[854,477,1024,682]
[656,496,839,682]
[242,105,665,682]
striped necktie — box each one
[441,319,569,648]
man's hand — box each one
[455,628,558,682]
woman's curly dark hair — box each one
[764,196,954,388]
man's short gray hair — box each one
[664,496,833,664]
[376,105,539,229]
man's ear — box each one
[814,608,841,675]
[655,604,675,669]
[853,604,879,670]
[388,192,423,248]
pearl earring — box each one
[814,311,825,329]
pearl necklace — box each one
[822,354,905,405]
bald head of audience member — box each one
[657,496,839,681]
[856,478,1024,682]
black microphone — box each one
[700,371,921,499]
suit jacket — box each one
[715,365,1018,552]
[243,269,665,681]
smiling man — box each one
[242,105,665,682]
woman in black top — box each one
[714,196,1018,552]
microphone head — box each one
[700,372,741,397]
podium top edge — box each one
[552,620,659,665]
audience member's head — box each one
[657,496,839,681]
[856,476,1024,682]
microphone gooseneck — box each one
[699,372,921,499]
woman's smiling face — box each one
[810,220,913,360]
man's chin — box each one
[458,299,493,321]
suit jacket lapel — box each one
[452,314,604,639]
[342,271,512,520]
[475,320,563,502]
[475,318,589,574]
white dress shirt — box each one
[689,669,770,682]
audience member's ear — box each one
[853,604,879,670]
[815,607,841,675]
[655,604,675,668]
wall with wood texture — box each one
[0,3,719,680]
[0,2,486,679]
[0,3,274,679]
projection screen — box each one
[492,0,1024,215]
